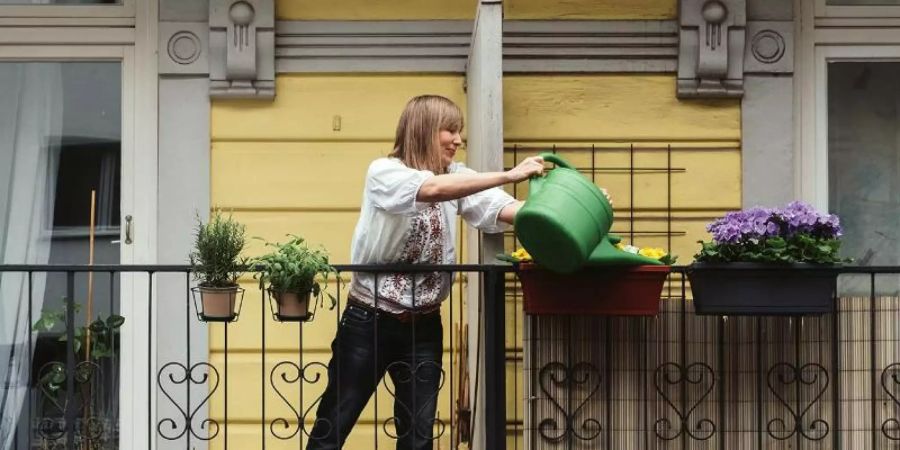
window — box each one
[827,62,900,267]
[51,138,121,231]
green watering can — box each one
[514,153,662,274]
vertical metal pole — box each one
[450,274,456,450]
[412,273,418,445]
[374,272,379,450]
[718,316,726,450]
[757,318,764,450]
[66,271,76,449]
[795,319,802,450]
[27,271,33,449]
[147,272,154,448]
[643,315,649,449]
[680,275,687,450]
[262,289,267,450]
[186,273,192,449]
[225,320,229,449]
[484,268,507,450]
[605,317,612,450]
[871,273,878,450]
[335,277,342,449]
[299,318,304,450]
[832,282,841,450]
[629,144,635,244]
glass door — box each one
[0,46,146,450]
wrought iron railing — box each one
[3,264,900,449]
[524,266,900,450]
[0,264,510,450]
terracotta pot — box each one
[518,263,669,316]
[687,263,839,316]
[270,290,312,322]
[198,286,239,321]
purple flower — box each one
[706,201,842,244]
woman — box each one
[307,95,544,450]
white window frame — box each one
[796,0,900,209]
[0,0,135,18]
[0,0,158,446]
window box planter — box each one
[517,263,670,316]
[686,263,839,316]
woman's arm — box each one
[498,201,523,225]
[416,156,544,203]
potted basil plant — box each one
[688,201,847,316]
[252,235,338,322]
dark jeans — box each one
[306,303,443,450]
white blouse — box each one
[348,157,516,313]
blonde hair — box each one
[390,95,464,174]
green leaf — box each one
[106,314,125,329]
[92,341,111,358]
[40,365,66,387]
[90,319,107,333]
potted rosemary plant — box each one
[189,210,247,322]
[688,201,846,315]
[252,235,337,322]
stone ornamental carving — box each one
[209,0,275,99]
[678,0,746,98]
[168,31,202,65]
[744,21,793,74]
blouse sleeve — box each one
[366,158,435,216]
[454,164,518,234]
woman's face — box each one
[438,129,462,168]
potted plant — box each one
[189,210,247,322]
[505,236,676,316]
[252,235,338,322]
[688,201,846,316]
[32,300,124,447]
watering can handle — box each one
[539,152,576,170]
[528,152,574,195]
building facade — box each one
[1,0,899,449]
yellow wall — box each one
[210,75,468,448]
[275,0,675,20]
[502,74,741,280]
[499,75,739,445]
[208,70,740,447]
[502,74,742,267]
[276,0,477,20]
[504,0,676,20]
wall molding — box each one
[275,20,473,73]
[503,20,679,73]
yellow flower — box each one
[639,247,667,260]
[615,242,626,250]
[512,248,532,261]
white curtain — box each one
[0,63,62,449]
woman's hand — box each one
[506,156,545,183]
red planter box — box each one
[517,263,670,316]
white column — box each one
[465,1,504,448]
